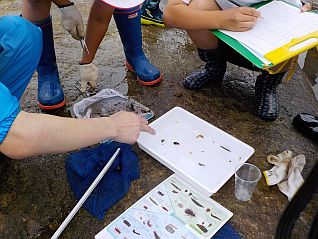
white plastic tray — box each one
[137,107,254,197]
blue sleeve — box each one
[0,82,20,144]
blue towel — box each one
[213,223,241,239]
[65,142,140,220]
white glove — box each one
[264,151,306,201]
[264,150,293,186]
[59,3,84,40]
[278,154,306,201]
[80,63,98,93]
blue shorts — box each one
[0,16,42,144]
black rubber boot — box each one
[255,72,285,121]
[183,48,226,90]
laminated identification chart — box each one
[95,175,232,239]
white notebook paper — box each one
[220,1,318,57]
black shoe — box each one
[141,0,164,27]
[293,113,318,140]
[183,48,226,90]
[255,72,285,121]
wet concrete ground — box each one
[1,0,318,238]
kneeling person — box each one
[164,0,305,121]
[0,16,155,159]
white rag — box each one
[263,150,306,201]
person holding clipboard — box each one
[164,0,312,121]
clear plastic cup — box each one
[234,163,261,201]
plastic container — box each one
[234,163,261,201]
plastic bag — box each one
[72,89,154,120]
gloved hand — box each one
[59,3,84,40]
[80,63,98,92]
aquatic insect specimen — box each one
[196,224,208,233]
[220,145,231,152]
[196,134,204,139]
[165,224,175,234]
[147,220,152,227]
[198,163,205,166]
[115,227,121,234]
[162,206,169,212]
[211,213,221,221]
[206,208,211,212]
[185,208,196,217]
[123,220,131,227]
[133,229,140,235]
[191,198,204,208]
[143,205,148,209]
[157,191,164,196]
[154,231,160,239]
[172,190,179,194]
[161,139,165,144]
[171,182,181,191]
[177,203,184,208]
[149,197,158,206]
[173,141,180,145]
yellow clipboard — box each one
[265,31,318,65]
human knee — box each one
[188,0,218,11]
[90,0,114,24]
[0,16,42,98]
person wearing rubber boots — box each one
[141,0,164,27]
[79,0,163,92]
[21,0,84,110]
[164,0,311,121]
[0,16,155,159]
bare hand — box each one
[221,7,260,31]
[301,3,312,12]
[109,111,155,144]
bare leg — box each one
[80,0,114,64]
[22,0,51,22]
[186,0,220,49]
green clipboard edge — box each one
[211,1,272,69]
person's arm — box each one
[0,111,154,159]
[80,0,114,64]
[164,0,260,31]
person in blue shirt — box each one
[0,16,155,159]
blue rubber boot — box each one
[113,7,163,86]
[35,17,65,110]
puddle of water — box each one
[299,47,318,102]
